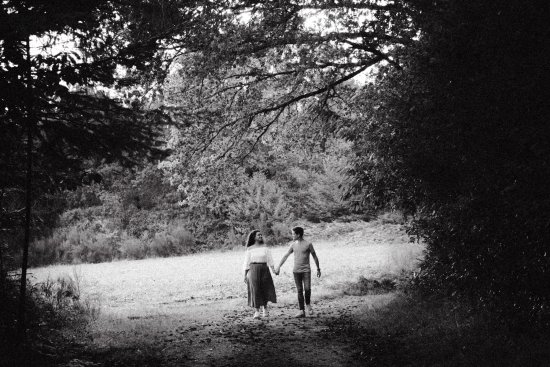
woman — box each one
[243,230,277,319]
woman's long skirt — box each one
[247,263,277,308]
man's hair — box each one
[246,230,259,247]
[292,227,304,238]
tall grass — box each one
[337,292,550,366]
[29,221,196,266]
[34,266,101,325]
[1,267,101,367]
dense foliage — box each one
[0,0,182,271]
[28,135,358,265]
[348,1,550,324]
[0,0,190,339]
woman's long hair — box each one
[246,230,259,247]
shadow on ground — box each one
[25,280,550,367]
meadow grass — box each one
[28,221,427,355]
[25,221,550,366]
[30,222,422,317]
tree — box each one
[156,0,417,233]
[347,0,550,324]
[0,0,197,338]
[161,0,417,161]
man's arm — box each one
[310,244,321,277]
[276,246,293,273]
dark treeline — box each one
[1,0,549,351]
[354,0,550,326]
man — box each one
[275,227,321,317]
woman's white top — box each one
[243,245,274,271]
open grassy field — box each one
[25,220,427,366]
[24,220,550,366]
[30,220,422,317]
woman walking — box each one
[243,230,277,319]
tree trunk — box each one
[17,36,34,342]
[0,243,5,299]
[0,189,5,298]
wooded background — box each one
[1,0,549,341]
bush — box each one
[65,184,102,209]
[119,235,148,260]
[225,227,245,248]
[270,221,292,245]
[149,223,195,257]
[377,211,406,225]
[228,172,294,239]
[34,268,100,324]
[61,226,118,264]
[307,155,352,221]
[344,276,397,296]
[29,231,65,267]
[1,270,100,365]
[83,233,118,263]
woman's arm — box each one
[243,249,251,282]
[266,248,277,274]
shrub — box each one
[65,184,102,209]
[344,276,396,296]
[29,231,65,267]
[149,223,195,257]
[226,227,245,248]
[270,221,292,245]
[228,172,294,238]
[59,224,118,264]
[377,211,406,225]
[1,270,100,364]
[34,268,100,324]
[307,155,352,221]
[83,233,118,263]
[119,236,148,259]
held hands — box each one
[274,266,280,275]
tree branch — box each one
[250,58,381,117]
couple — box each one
[243,227,321,319]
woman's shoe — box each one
[253,311,261,319]
[262,308,269,317]
[306,304,313,315]
[294,310,305,318]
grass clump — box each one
[0,269,100,366]
[331,292,550,367]
[343,276,397,296]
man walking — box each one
[276,227,321,317]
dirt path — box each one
[69,293,395,367]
